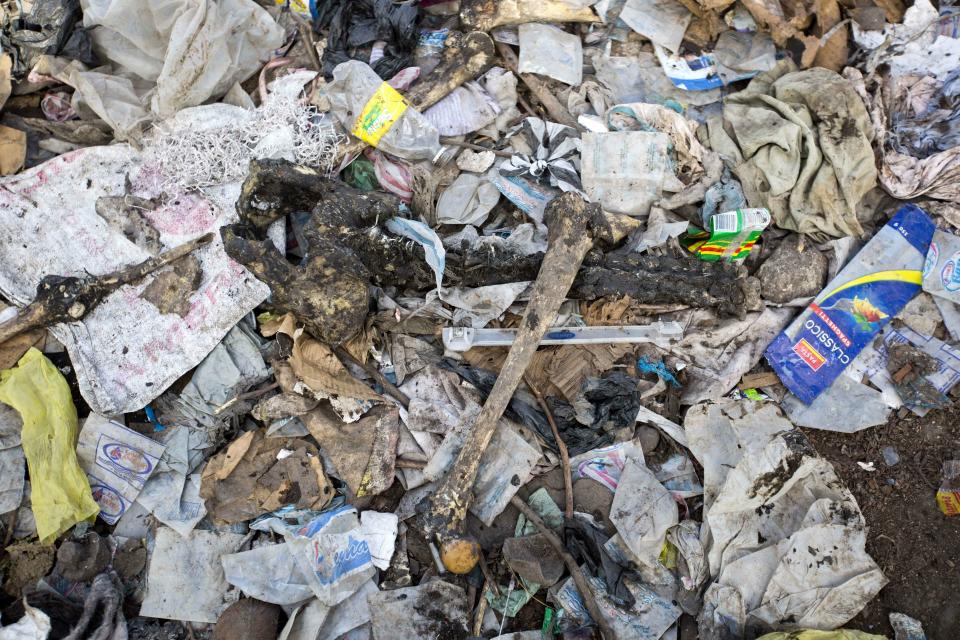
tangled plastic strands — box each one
[143,94,343,192]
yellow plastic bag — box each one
[0,348,98,543]
[758,630,887,640]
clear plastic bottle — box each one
[325,60,442,162]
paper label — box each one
[352,83,409,147]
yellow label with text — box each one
[351,82,409,147]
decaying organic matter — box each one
[575,250,762,317]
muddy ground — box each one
[804,404,960,639]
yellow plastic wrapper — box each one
[758,631,887,640]
[0,348,98,543]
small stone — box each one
[56,532,111,582]
[573,477,615,533]
[213,598,281,640]
[456,148,496,173]
[502,533,565,586]
[882,446,900,467]
[758,234,828,303]
[113,538,147,579]
[636,425,660,454]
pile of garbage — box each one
[0,0,958,638]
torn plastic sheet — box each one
[134,425,210,536]
[609,459,678,567]
[435,172,501,226]
[433,282,531,329]
[489,169,559,224]
[619,0,691,54]
[280,580,378,640]
[0,404,25,515]
[283,505,376,606]
[652,454,704,499]
[518,23,583,86]
[0,145,270,415]
[923,229,960,304]
[687,403,886,634]
[580,130,682,217]
[222,541,313,606]
[0,602,51,640]
[554,573,681,638]
[158,318,269,429]
[781,374,893,433]
[424,81,502,136]
[368,581,469,639]
[570,441,645,492]
[422,417,542,526]
[79,0,284,121]
[854,0,960,83]
[140,527,246,624]
[661,307,794,405]
[385,217,445,291]
[500,118,583,195]
[857,325,960,416]
[76,414,165,525]
[360,510,398,570]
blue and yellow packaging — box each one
[765,205,935,404]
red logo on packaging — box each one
[793,339,826,371]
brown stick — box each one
[420,194,596,555]
[495,42,579,130]
[440,138,513,158]
[509,495,615,640]
[524,374,574,519]
[0,233,214,345]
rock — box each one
[757,234,828,303]
[4,540,55,596]
[55,532,111,582]
[456,148,496,173]
[502,533,565,586]
[573,477,615,534]
[636,425,660,454]
[213,598,281,640]
[113,538,147,579]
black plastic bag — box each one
[316,0,419,80]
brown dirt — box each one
[803,403,960,639]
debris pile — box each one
[0,0,958,638]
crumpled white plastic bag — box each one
[79,0,283,127]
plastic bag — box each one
[757,631,885,640]
[80,0,284,119]
[317,0,420,81]
[0,348,98,544]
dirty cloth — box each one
[708,61,877,241]
[853,68,960,202]
[79,0,284,122]
[0,145,270,415]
